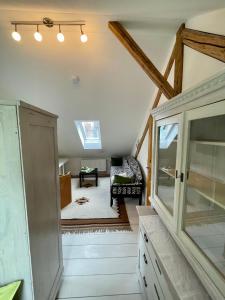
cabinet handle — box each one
[143,253,148,264]
[155,258,161,274]
[143,276,148,288]
[144,233,148,243]
[176,170,184,182]
[180,172,184,182]
[154,283,160,300]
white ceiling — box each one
[0,1,224,157]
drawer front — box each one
[142,229,164,284]
[140,227,174,300]
[139,233,165,300]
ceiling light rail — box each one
[11,17,88,43]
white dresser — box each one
[0,101,63,300]
[137,208,210,300]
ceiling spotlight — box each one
[11,24,21,42]
[80,25,88,43]
[34,25,43,42]
[57,25,64,42]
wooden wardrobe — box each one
[0,100,63,300]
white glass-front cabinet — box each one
[153,114,183,231]
[178,100,225,297]
[151,70,225,299]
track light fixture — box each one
[80,25,88,43]
[34,25,43,42]
[57,25,64,42]
[11,24,21,42]
[11,17,87,43]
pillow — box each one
[123,159,134,177]
[118,172,128,177]
[0,281,21,300]
[127,156,142,182]
[113,175,134,184]
[111,157,123,166]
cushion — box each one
[110,166,123,177]
[111,157,123,166]
[123,159,134,177]
[113,175,134,184]
[127,156,142,182]
[0,281,21,300]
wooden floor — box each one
[57,199,143,300]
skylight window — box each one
[75,120,102,150]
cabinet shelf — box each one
[188,171,225,210]
[160,168,175,178]
[191,140,225,146]
[160,168,225,210]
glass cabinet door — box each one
[155,115,181,218]
[181,102,225,290]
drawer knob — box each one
[143,253,148,264]
[154,283,160,300]
[143,276,148,288]
[144,233,148,243]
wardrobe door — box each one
[179,100,225,297]
[19,107,63,300]
[0,105,33,300]
[153,114,183,230]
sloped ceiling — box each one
[0,1,224,157]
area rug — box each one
[61,178,131,233]
[61,178,119,219]
[61,199,131,233]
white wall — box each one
[0,9,177,158]
[65,157,111,176]
[183,8,225,90]
[134,8,225,203]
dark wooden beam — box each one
[182,28,225,48]
[183,39,225,63]
[108,21,175,99]
[174,24,185,94]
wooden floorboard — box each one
[63,243,138,259]
[63,257,137,276]
[57,274,140,298]
[59,295,143,300]
[57,199,142,299]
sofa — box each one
[110,156,144,206]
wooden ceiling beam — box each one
[183,39,225,63]
[152,42,177,109]
[135,115,150,159]
[181,28,225,47]
[174,24,185,94]
[108,21,175,99]
[146,115,153,205]
[135,42,177,159]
